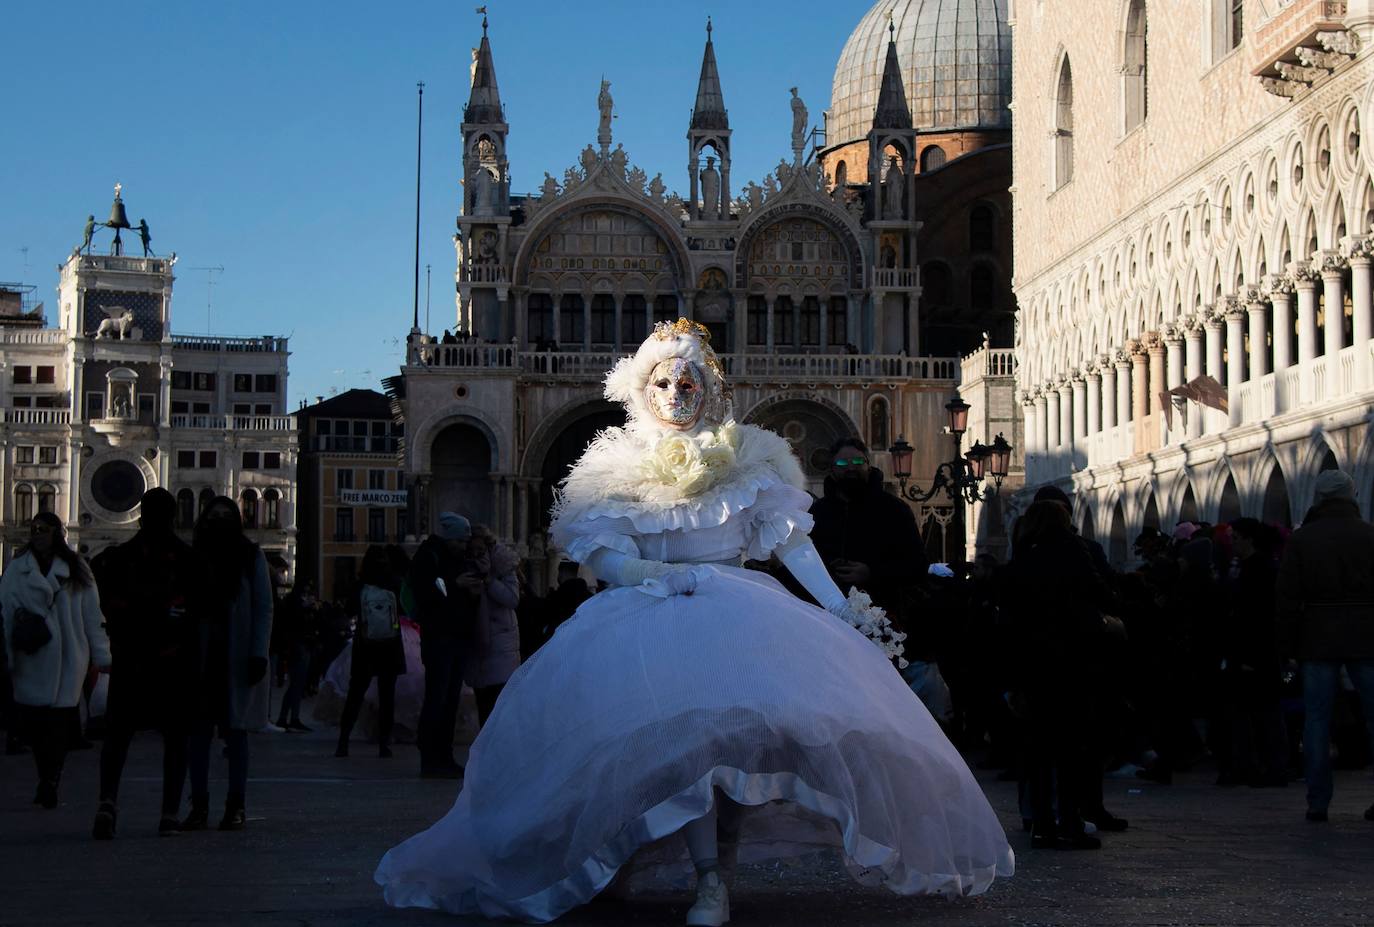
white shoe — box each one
[686,870,730,926]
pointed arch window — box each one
[1123,0,1147,133]
[1053,56,1075,190]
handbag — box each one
[11,606,53,655]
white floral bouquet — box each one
[838,587,908,669]
[638,422,741,499]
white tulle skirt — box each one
[375,565,1014,922]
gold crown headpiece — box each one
[652,317,728,392]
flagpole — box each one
[412,81,425,333]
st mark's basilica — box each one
[387,0,1022,587]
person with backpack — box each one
[336,546,407,758]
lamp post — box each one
[888,397,1013,560]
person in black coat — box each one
[1003,500,1116,850]
[409,512,484,778]
[808,437,926,632]
[91,488,199,839]
[1220,518,1287,788]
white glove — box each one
[583,547,690,589]
[776,534,848,615]
[434,577,447,597]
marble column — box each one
[1086,366,1102,436]
[1100,356,1117,431]
[1130,343,1149,424]
[1033,391,1049,463]
[1023,399,1039,482]
[1070,375,1087,444]
[1225,305,1246,423]
[1345,239,1372,389]
[1114,353,1131,431]
[1045,387,1061,456]
[1164,329,1183,443]
[765,297,776,351]
[1246,296,1269,380]
[1291,263,1319,364]
[1057,380,1074,460]
[1319,254,1346,361]
[1266,276,1293,372]
[514,290,528,349]
[1147,337,1166,415]
[581,290,593,352]
[612,293,624,353]
[1185,320,1204,439]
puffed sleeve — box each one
[743,481,816,562]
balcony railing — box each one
[312,435,400,453]
[873,268,919,289]
[5,409,71,425]
[462,263,510,284]
[407,342,964,383]
[962,346,1018,381]
[410,343,518,368]
[170,413,296,431]
[0,329,66,345]
[171,334,290,353]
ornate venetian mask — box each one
[644,357,705,430]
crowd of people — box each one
[848,463,1374,846]
[1,447,1371,854]
[0,491,594,836]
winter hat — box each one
[437,511,472,541]
[1173,521,1199,542]
[1313,469,1356,503]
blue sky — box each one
[2,1,865,406]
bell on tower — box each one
[687,18,731,223]
[105,183,133,256]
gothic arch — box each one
[513,196,692,290]
[732,201,864,291]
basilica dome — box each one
[828,0,1011,146]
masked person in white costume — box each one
[375,321,1013,924]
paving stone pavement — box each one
[4,717,1374,927]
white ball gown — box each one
[375,447,1013,920]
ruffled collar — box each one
[551,420,806,528]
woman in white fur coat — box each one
[1,511,110,808]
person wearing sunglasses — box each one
[810,436,927,631]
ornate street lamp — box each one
[887,398,1013,506]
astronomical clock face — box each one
[82,289,162,341]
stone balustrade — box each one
[5,409,71,425]
[170,413,296,431]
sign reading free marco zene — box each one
[338,489,408,507]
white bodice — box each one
[554,473,814,569]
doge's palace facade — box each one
[1013,0,1374,561]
